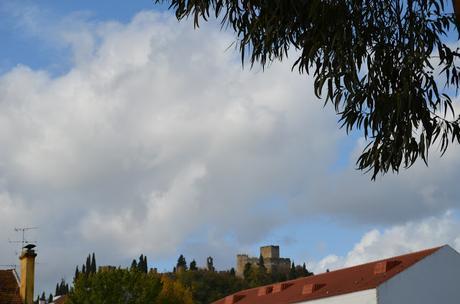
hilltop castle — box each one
[236,245,291,278]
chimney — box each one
[373,260,401,275]
[19,244,37,304]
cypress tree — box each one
[258,254,265,270]
[289,262,296,279]
[176,254,187,271]
[143,255,148,273]
[243,262,252,279]
[55,283,59,296]
[82,264,86,275]
[40,292,46,300]
[48,294,53,303]
[74,266,80,281]
[130,259,138,271]
[91,253,96,273]
[189,260,197,271]
[85,255,91,275]
[302,262,313,276]
[138,254,144,272]
[58,279,67,295]
[230,267,236,276]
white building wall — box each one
[298,289,377,304]
[378,246,460,304]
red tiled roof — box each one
[0,269,22,304]
[213,246,442,304]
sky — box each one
[0,0,460,296]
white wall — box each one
[298,289,377,304]
[378,246,460,304]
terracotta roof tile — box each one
[0,269,22,304]
[213,246,442,304]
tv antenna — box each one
[8,227,38,256]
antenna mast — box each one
[8,227,38,256]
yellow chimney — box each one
[19,245,37,304]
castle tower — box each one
[19,244,37,304]
[236,254,250,278]
[260,245,280,259]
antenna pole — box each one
[14,227,38,247]
[9,227,38,256]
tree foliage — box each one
[156,0,460,178]
[174,269,247,304]
[60,252,314,304]
[55,278,70,296]
[244,262,271,287]
[189,259,198,271]
[131,254,148,273]
[80,253,97,276]
[176,254,188,272]
[287,262,313,280]
[67,268,163,304]
[156,276,194,304]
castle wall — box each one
[236,255,259,278]
[265,257,291,274]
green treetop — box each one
[176,254,188,272]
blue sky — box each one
[0,1,168,74]
[0,0,460,296]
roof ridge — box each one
[11,269,20,287]
[312,245,444,277]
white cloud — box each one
[80,162,208,256]
[313,212,460,273]
[1,5,460,295]
[0,9,341,291]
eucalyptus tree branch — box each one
[453,0,460,23]
[156,0,460,179]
